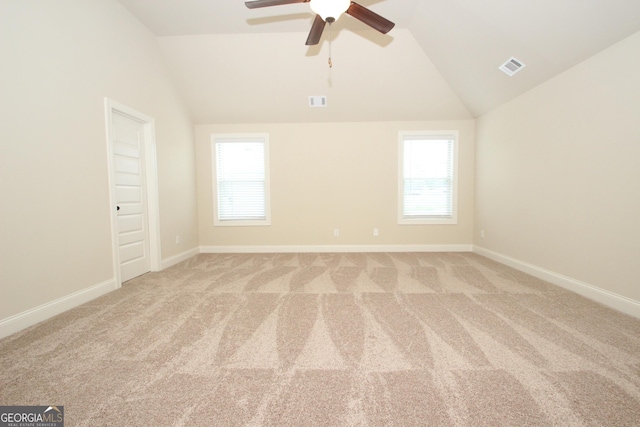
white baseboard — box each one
[200,244,474,254]
[473,245,640,319]
[161,247,200,269]
[0,279,117,340]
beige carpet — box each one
[2,252,640,426]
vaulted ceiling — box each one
[117,0,640,123]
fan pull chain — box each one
[328,22,333,68]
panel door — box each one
[112,112,150,282]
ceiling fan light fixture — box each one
[310,0,350,22]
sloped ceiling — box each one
[117,0,640,123]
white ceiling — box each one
[117,0,640,123]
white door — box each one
[111,111,151,282]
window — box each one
[212,134,270,226]
[398,131,458,224]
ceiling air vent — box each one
[499,57,525,76]
[309,96,327,107]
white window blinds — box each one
[214,135,269,225]
[399,132,458,224]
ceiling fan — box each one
[244,0,395,45]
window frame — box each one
[397,130,459,225]
[211,133,271,227]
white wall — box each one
[196,120,475,250]
[0,0,198,331]
[475,32,640,308]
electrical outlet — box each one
[333,229,340,237]
[373,228,379,237]
[480,230,485,239]
[176,235,181,244]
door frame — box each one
[104,98,161,288]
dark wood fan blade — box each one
[346,2,395,34]
[245,0,309,9]
[305,14,326,45]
